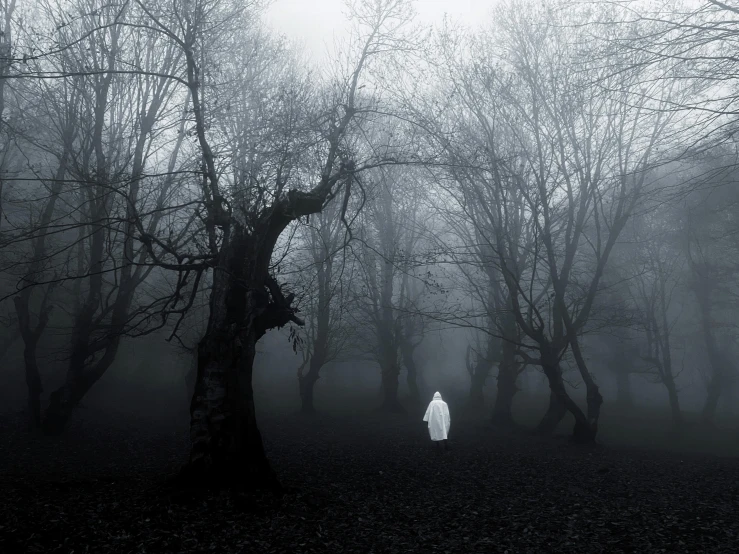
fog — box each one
[2,0,738,454]
[2,0,739,551]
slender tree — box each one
[293,200,355,414]
[352,164,424,413]
[627,215,685,428]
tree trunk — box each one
[465,334,497,410]
[186,317,277,489]
[299,374,317,414]
[23,340,43,431]
[185,361,197,409]
[694,282,728,427]
[468,361,490,409]
[537,388,568,435]
[402,346,421,414]
[41,299,128,435]
[406,368,420,413]
[615,370,633,408]
[181,223,294,489]
[537,361,594,442]
[299,356,322,415]
[174,11,362,485]
[585,385,604,436]
[42,371,101,435]
[569,333,603,439]
[492,361,518,426]
[380,362,404,413]
[701,377,722,427]
[492,334,519,425]
[664,377,683,428]
[14,294,47,432]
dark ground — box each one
[1,407,739,554]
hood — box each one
[433,392,442,400]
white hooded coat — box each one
[423,392,450,441]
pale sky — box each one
[265,0,494,61]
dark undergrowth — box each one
[1,407,738,553]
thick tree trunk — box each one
[182,225,288,489]
[175,13,360,486]
[186,319,277,489]
[179,171,336,487]
[615,370,633,408]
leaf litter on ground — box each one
[0,410,738,553]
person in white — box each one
[423,391,450,450]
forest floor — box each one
[1,408,739,553]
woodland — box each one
[1,0,739,551]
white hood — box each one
[423,392,450,441]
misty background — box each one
[1,0,739,458]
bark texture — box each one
[184,224,301,488]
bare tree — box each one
[612,1,739,151]
[352,164,425,413]
[417,0,682,441]
[587,283,642,410]
[397,261,430,414]
[0,0,17,227]
[293,201,355,414]
[6,0,186,432]
[626,215,686,428]
[2,0,413,486]
[680,163,739,426]
[137,0,415,487]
